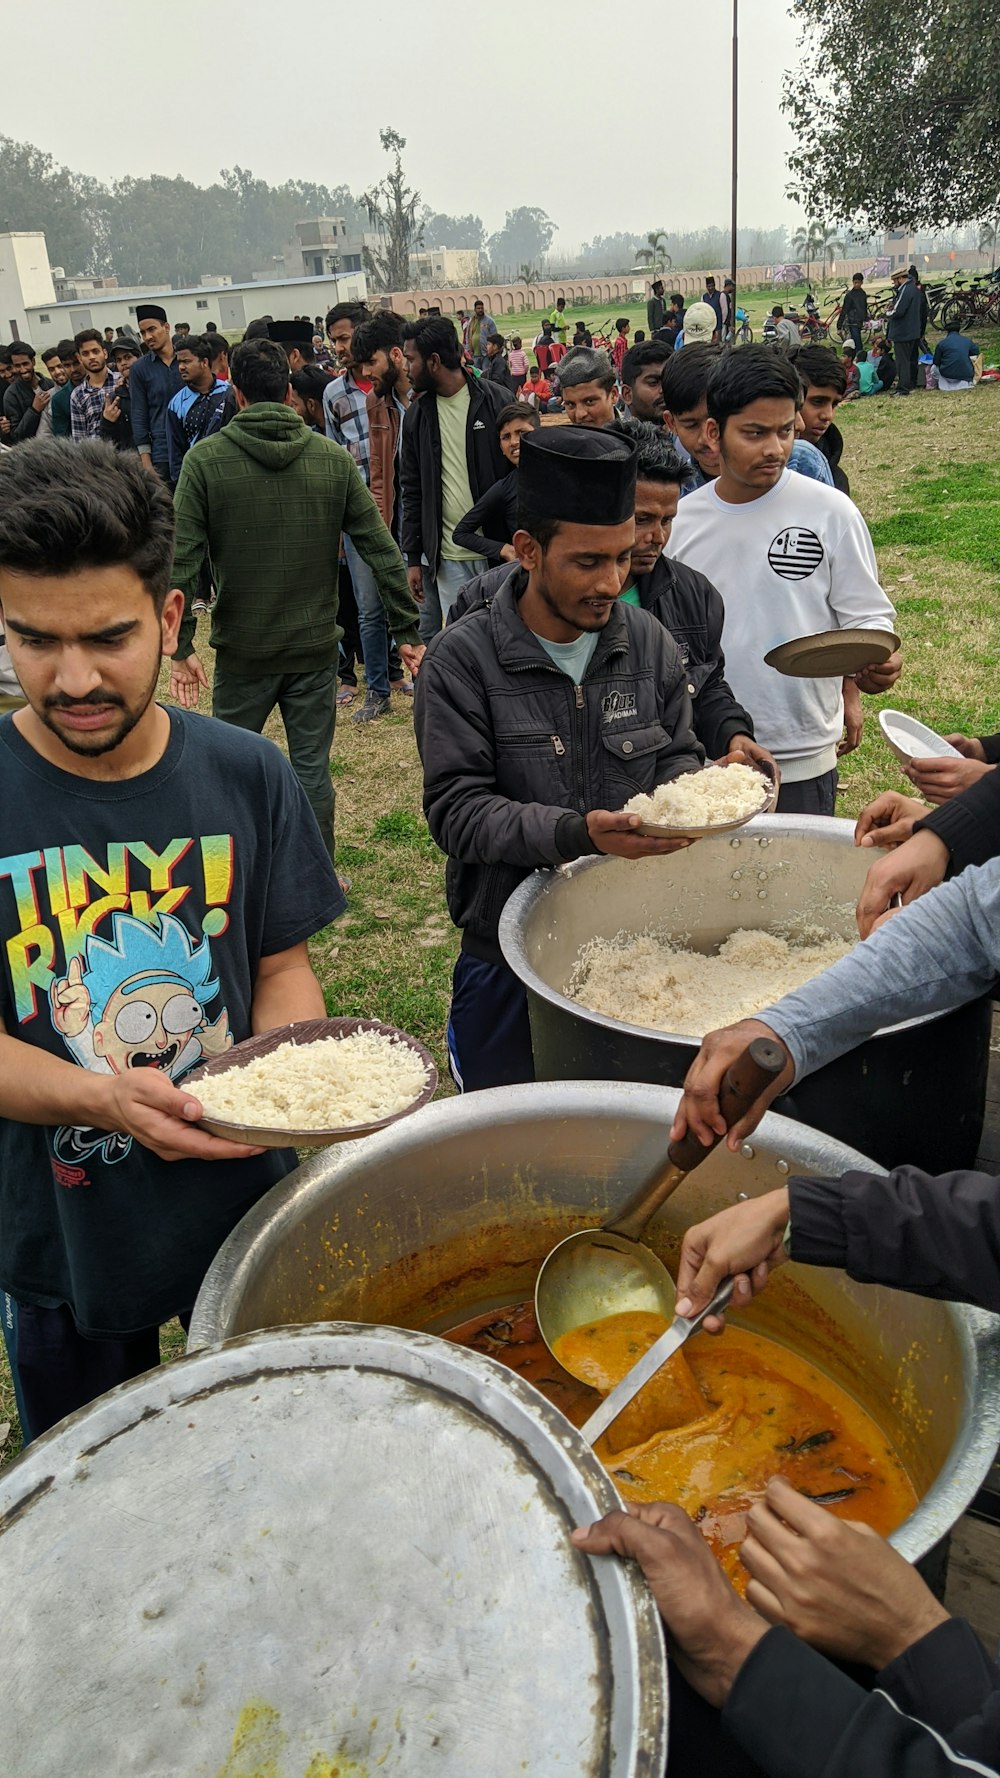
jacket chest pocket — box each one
[496,729,572,802]
[600,721,674,802]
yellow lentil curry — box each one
[445,1302,917,1592]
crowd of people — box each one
[0,278,997,1778]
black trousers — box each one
[896,338,919,395]
[10,1298,191,1443]
[775,768,838,816]
[446,954,535,1091]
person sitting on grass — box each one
[870,334,897,391]
[518,364,553,410]
[932,320,980,392]
[840,339,860,398]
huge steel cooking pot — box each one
[499,813,990,1173]
[190,1082,1000,1579]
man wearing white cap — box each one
[676,301,718,349]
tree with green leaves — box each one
[363,129,423,292]
[485,207,555,281]
[0,135,110,275]
[783,0,1000,230]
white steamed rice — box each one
[568,925,854,1036]
[624,764,769,828]
[197,1029,429,1130]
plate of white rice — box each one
[624,762,777,839]
[185,1017,438,1147]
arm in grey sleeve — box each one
[760,860,1000,1083]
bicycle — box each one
[735,308,753,344]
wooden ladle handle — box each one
[666,1037,788,1175]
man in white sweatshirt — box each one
[669,347,900,814]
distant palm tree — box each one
[636,229,672,272]
[791,219,844,286]
[518,261,541,285]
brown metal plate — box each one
[764,627,901,679]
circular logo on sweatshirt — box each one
[767,527,825,580]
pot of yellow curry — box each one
[190,1080,1000,1588]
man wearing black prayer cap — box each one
[414,425,705,1092]
[130,304,182,479]
[268,320,318,375]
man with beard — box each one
[69,329,118,442]
[0,438,344,1442]
[323,301,404,725]
[130,304,182,480]
[414,426,703,1092]
[2,341,54,444]
[41,339,86,439]
[350,309,416,711]
[400,316,511,639]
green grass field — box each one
[1,382,998,1468]
[497,283,1000,370]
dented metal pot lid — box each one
[0,1323,667,1776]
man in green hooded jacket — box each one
[169,337,422,865]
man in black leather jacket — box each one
[414,426,703,1091]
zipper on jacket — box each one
[502,731,565,749]
[573,681,587,808]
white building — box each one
[17,269,368,353]
[0,232,56,344]
[409,247,481,287]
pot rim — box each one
[498,814,946,1045]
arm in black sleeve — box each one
[723,1623,1000,1778]
[788,1165,1000,1312]
[691,582,757,758]
[878,1616,1000,1746]
[400,408,423,568]
[979,734,1000,765]
[915,766,1000,873]
[451,474,517,563]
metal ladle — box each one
[535,1038,787,1375]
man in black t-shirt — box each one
[0,439,345,1440]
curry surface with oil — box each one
[445,1303,917,1592]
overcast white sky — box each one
[6,0,803,248]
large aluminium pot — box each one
[190,1082,1000,1582]
[498,813,990,1174]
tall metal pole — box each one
[730,0,739,298]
